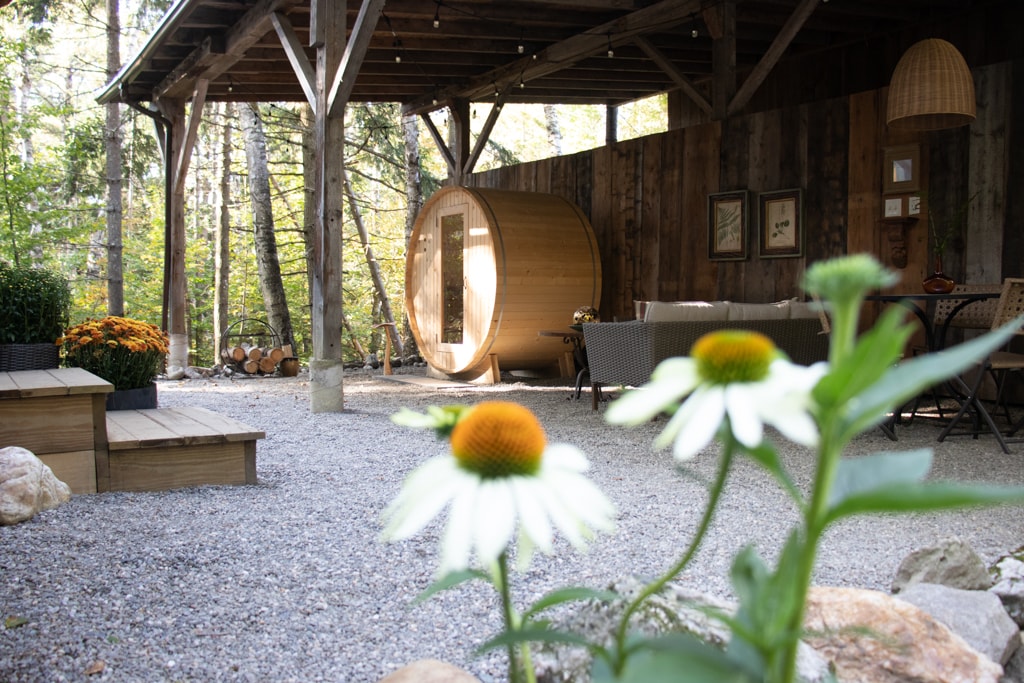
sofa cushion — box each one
[644,300,730,322]
[727,299,797,321]
[787,301,820,320]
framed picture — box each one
[707,190,749,261]
[883,144,920,194]
[758,188,803,258]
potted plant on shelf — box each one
[58,316,169,410]
[0,262,71,371]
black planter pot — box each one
[106,382,158,411]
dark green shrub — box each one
[0,262,72,344]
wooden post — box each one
[309,0,346,412]
[373,322,395,375]
[711,1,736,121]
[158,98,190,377]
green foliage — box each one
[0,261,71,343]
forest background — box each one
[0,0,665,368]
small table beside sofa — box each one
[581,299,830,410]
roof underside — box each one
[104,0,985,115]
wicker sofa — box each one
[581,300,829,410]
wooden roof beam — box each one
[633,34,711,116]
[327,0,386,116]
[270,11,316,107]
[727,0,820,116]
[401,0,702,116]
[153,0,295,101]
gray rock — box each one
[993,556,1024,628]
[1002,634,1024,683]
[532,576,830,683]
[892,537,992,592]
[897,582,1019,665]
[0,446,71,525]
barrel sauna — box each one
[406,186,602,382]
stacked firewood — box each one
[220,343,292,375]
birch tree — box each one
[237,102,294,350]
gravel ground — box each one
[3,368,1024,682]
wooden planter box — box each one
[0,368,113,494]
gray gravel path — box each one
[3,369,1024,682]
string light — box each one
[433,3,440,29]
[517,29,524,54]
[393,39,402,63]
[691,28,699,38]
[607,34,614,58]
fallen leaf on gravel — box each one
[4,616,28,629]
[84,660,106,676]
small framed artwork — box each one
[883,144,920,194]
[758,188,803,258]
[707,190,749,261]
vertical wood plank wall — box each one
[465,61,1020,323]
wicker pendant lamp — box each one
[887,38,976,130]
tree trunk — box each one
[342,166,403,356]
[105,0,124,315]
[300,104,316,324]
[237,103,294,351]
[213,102,231,360]
[401,113,421,358]
[543,104,562,156]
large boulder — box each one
[892,537,992,593]
[896,582,1019,665]
[531,577,831,683]
[376,659,481,683]
[804,586,1003,683]
[0,446,71,525]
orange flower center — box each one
[450,401,546,478]
[692,330,777,385]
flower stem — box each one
[496,552,535,683]
[610,436,736,673]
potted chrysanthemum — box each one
[58,316,169,410]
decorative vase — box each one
[106,382,158,411]
[922,257,955,294]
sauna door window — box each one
[441,212,464,344]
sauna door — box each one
[435,202,497,371]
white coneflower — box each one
[606,330,827,461]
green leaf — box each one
[413,568,490,604]
[4,616,29,629]
[828,449,933,510]
[612,634,756,683]
[824,482,1024,527]
[475,625,593,655]
[842,317,1024,437]
[522,587,620,621]
[814,306,913,409]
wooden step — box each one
[104,407,263,492]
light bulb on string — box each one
[691,28,699,38]
[607,35,614,58]
[433,6,440,28]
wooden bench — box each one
[0,368,113,494]
[104,406,263,492]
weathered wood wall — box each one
[464,59,1021,324]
